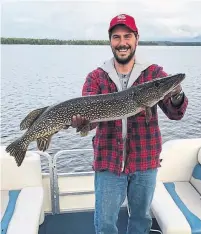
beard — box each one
[112,45,135,65]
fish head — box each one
[154,73,185,98]
[134,73,185,106]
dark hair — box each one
[109,25,138,40]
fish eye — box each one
[154,82,160,87]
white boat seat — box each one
[1,190,20,234]
[0,146,45,234]
[1,187,44,234]
[153,181,201,234]
[151,139,201,234]
[190,162,201,194]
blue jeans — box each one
[94,169,157,234]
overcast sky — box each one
[1,0,201,40]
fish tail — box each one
[6,137,29,167]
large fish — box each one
[6,73,185,166]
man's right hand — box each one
[71,114,89,128]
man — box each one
[72,14,188,234]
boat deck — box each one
[37,149,162,234]
[38,208,162,234]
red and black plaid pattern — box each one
[82,64,188,175]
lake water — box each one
[1,45,201,173]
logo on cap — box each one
[117,14,126,20]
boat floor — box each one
[38,208,161,234]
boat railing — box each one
[34,149,94,215]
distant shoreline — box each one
[1,37,201,46]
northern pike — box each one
[6,73,185,166]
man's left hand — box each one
[171,84,182,96]
[165,84,185,106]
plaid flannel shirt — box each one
[82,64,188,175]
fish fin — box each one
[37,135,53,151]
[76,123,90,137]
[6,138,28,167]
[145,107,152,124]
[20,106,49,130]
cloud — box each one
[137,0,201,39]
[1,0,201,40]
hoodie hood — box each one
[100,54,153,91]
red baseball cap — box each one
[108,14,138,33]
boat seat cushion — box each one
[190,164,201,194]
[1,190,21,234]
[198,147,201,164]
[0,187,44,234]
[190,147,201,194]
[152,181,201,234]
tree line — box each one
[1,37,201,46]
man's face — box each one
[110,25,138,64]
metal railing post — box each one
[34,151,56,214]
[53,148,94,214]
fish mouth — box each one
[160,73,186,96]
[172,73,185,88]
[165,73,185,88]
